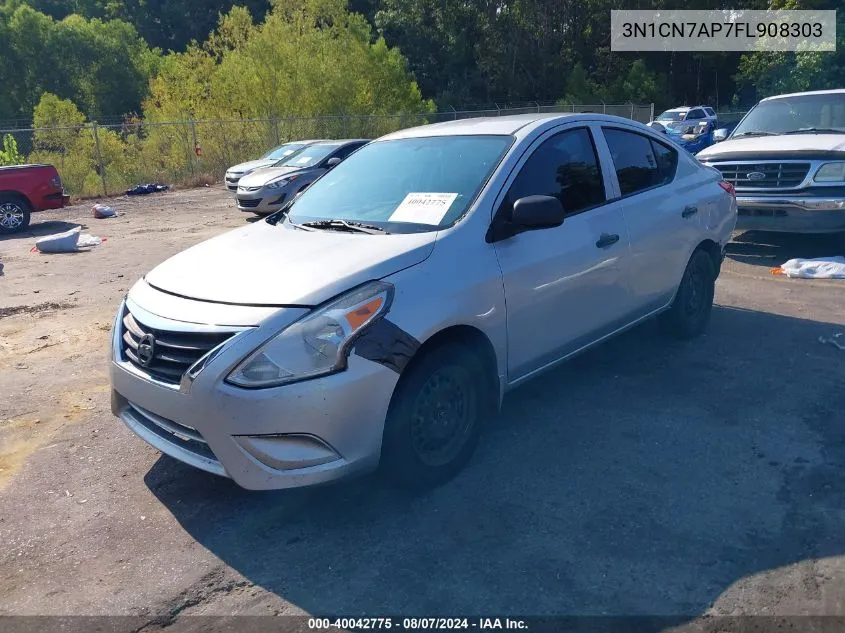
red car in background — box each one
[0,164,70,234]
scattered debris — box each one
[819,332,845,350]
[125,183,169,196]
[0,262,4,275]
[33,227,104,253]
[92,203,117,219]
[771,256,845,279]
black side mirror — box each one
[325,157,341,168]
[487,195,565,242]
[512,195,565,230]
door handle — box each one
[595,233,620,249]
[682,205,698,218]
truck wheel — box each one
[0,197,31,234]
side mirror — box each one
[325,157,342,168]
[713,128,729,142]
[512,195,565,230]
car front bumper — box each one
[735,195,845,233]
[108,300,399,490]
[235,186,292,214]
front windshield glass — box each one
[732,93,845,136]
[658,111,686,121]
[279,144,341,168]
[285,135,513,233]
[263,143,309,160]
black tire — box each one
[0,196,31,234]
[381,343,492,491]
[660,249,716,340]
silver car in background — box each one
[110,114,736,491]
[224,140,324,193]
[235,139,369,215]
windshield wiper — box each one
[298,219,386,234]
[732,131,779,138]
[783,127,845,135]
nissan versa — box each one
[109,113,737,491]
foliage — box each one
[0,135,25,166]
[0,2,158,121]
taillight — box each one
[50,175,62,189]
[718,180,735,197]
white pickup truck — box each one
[697,89,845,235]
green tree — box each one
[0,134,25,166]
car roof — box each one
[379,113,647,141]
[762,88,845,101]
[663,107,691,113]
[310,138,369,146]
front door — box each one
[492,126,631,382]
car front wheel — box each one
[381,343,490,491]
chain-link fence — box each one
[0,102,655,198]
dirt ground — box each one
[1,186,844,625]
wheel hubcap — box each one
[410,366,476,467]
[0,202,24,230]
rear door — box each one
[492,124,631,381]
[597,125,701,315]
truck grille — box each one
[712,162,810,189]
[121,310,235,385]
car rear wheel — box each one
[661,248,716,340]
[381,343,490,491]
[0,197,31,234]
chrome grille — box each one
[121,310,235,385]
[712,162,810,189]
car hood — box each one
[238,165,305,187]
[697,134,845,161]
[226,158,277,176]
[142,220,437,306]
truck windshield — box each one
[657,111,686,121]
[733,93,845,137]
[285,135,512,233]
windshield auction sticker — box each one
[611,9,836,51]
[389,193,459,225]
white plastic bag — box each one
[92,203,117,219]
[77,234,102,248]
[779,256,845,279]
[34,226,102,253]
[35,226,81,253]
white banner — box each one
[611,10,837,52]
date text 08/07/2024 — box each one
[308,618,529,630]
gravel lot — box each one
[1,187,844,624]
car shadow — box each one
[0,220,86,242]
[146,305,845,624]
[726,230,843,267]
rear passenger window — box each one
[650,139,678,185]
[505,128,605,216]
[603,128,672,196]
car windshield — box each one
[658,111,686,121]
[263,143,309,160]
[285,135,513,233]
[732,93,845,136]
[278,144,341,168]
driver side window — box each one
[503,128,606,219]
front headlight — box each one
[226,281,393,388]
[813,162,845,182]
[266,175,299,189]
